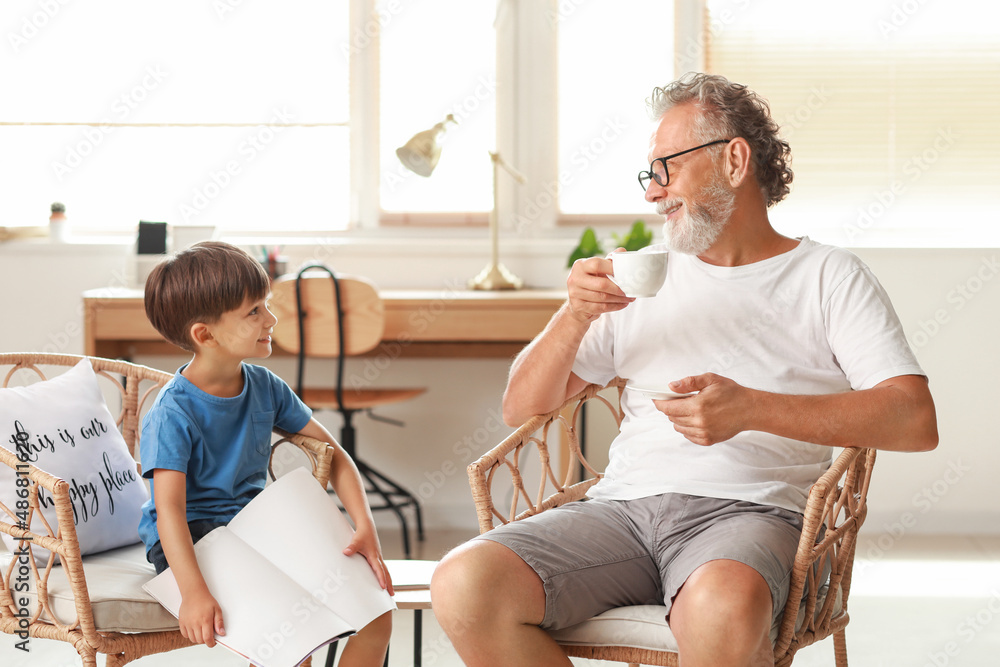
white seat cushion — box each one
[551,605,677,652]
[548,585,844,654]
[1,542,178,633]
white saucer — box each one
[628,385,696,400]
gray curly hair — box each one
[648,72,793,208]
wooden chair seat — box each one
[299,387,427,412]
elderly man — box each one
[431,73,937,667]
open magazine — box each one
[142,467,396,667]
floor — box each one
[4,530,999,666]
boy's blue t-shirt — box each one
[137,363,312,553]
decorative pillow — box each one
[0,359,149,563]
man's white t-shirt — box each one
[572,237,924,514]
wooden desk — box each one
[83,288,566,359]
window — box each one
[10,1,988,245]
[370,0,679,232]
[705,0,1000,246]
[3,1,681,237]
[557,1,675,218]
[379,1,496,219]
[1,0,350,233]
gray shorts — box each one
[477,493,803,633]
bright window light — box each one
[0,1,349,233]
[706,0,1000,247]
[852,559,1000,599]
[558,0,674,215]
[379,1,496,214]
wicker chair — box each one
[468,379,875,667]
[0,353,334,667]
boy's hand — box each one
[178,588,225,647]
[344,526,395,596]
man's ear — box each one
[723,138,752,187]
[188,322,216,349]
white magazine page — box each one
[227,467,396,631]
[143,527,354,667]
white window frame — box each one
[350,0,701,236]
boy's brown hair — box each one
[144,241,271,351]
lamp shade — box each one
[396,114,456,177]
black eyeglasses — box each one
[638,139,732,191]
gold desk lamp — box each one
[396,115,526,290]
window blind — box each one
[705,0,1000,246]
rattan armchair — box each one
[468,379,875,667]
[0,353,334,666]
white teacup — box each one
[609,250,668,297]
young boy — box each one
[137,241,392,665]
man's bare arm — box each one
[502,304,591,426]
[657,373,938,452]
[502,254,632,426]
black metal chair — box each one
[270,264,425,560]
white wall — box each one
[1,237,997,537]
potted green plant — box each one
[566,219,653,267]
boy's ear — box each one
[188,322,216,348]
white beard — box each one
[659,173,736,255]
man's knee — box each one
[680,560,771,613]
[670,560,773,655]
[432,540,491,602]
[431,539,545,629]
